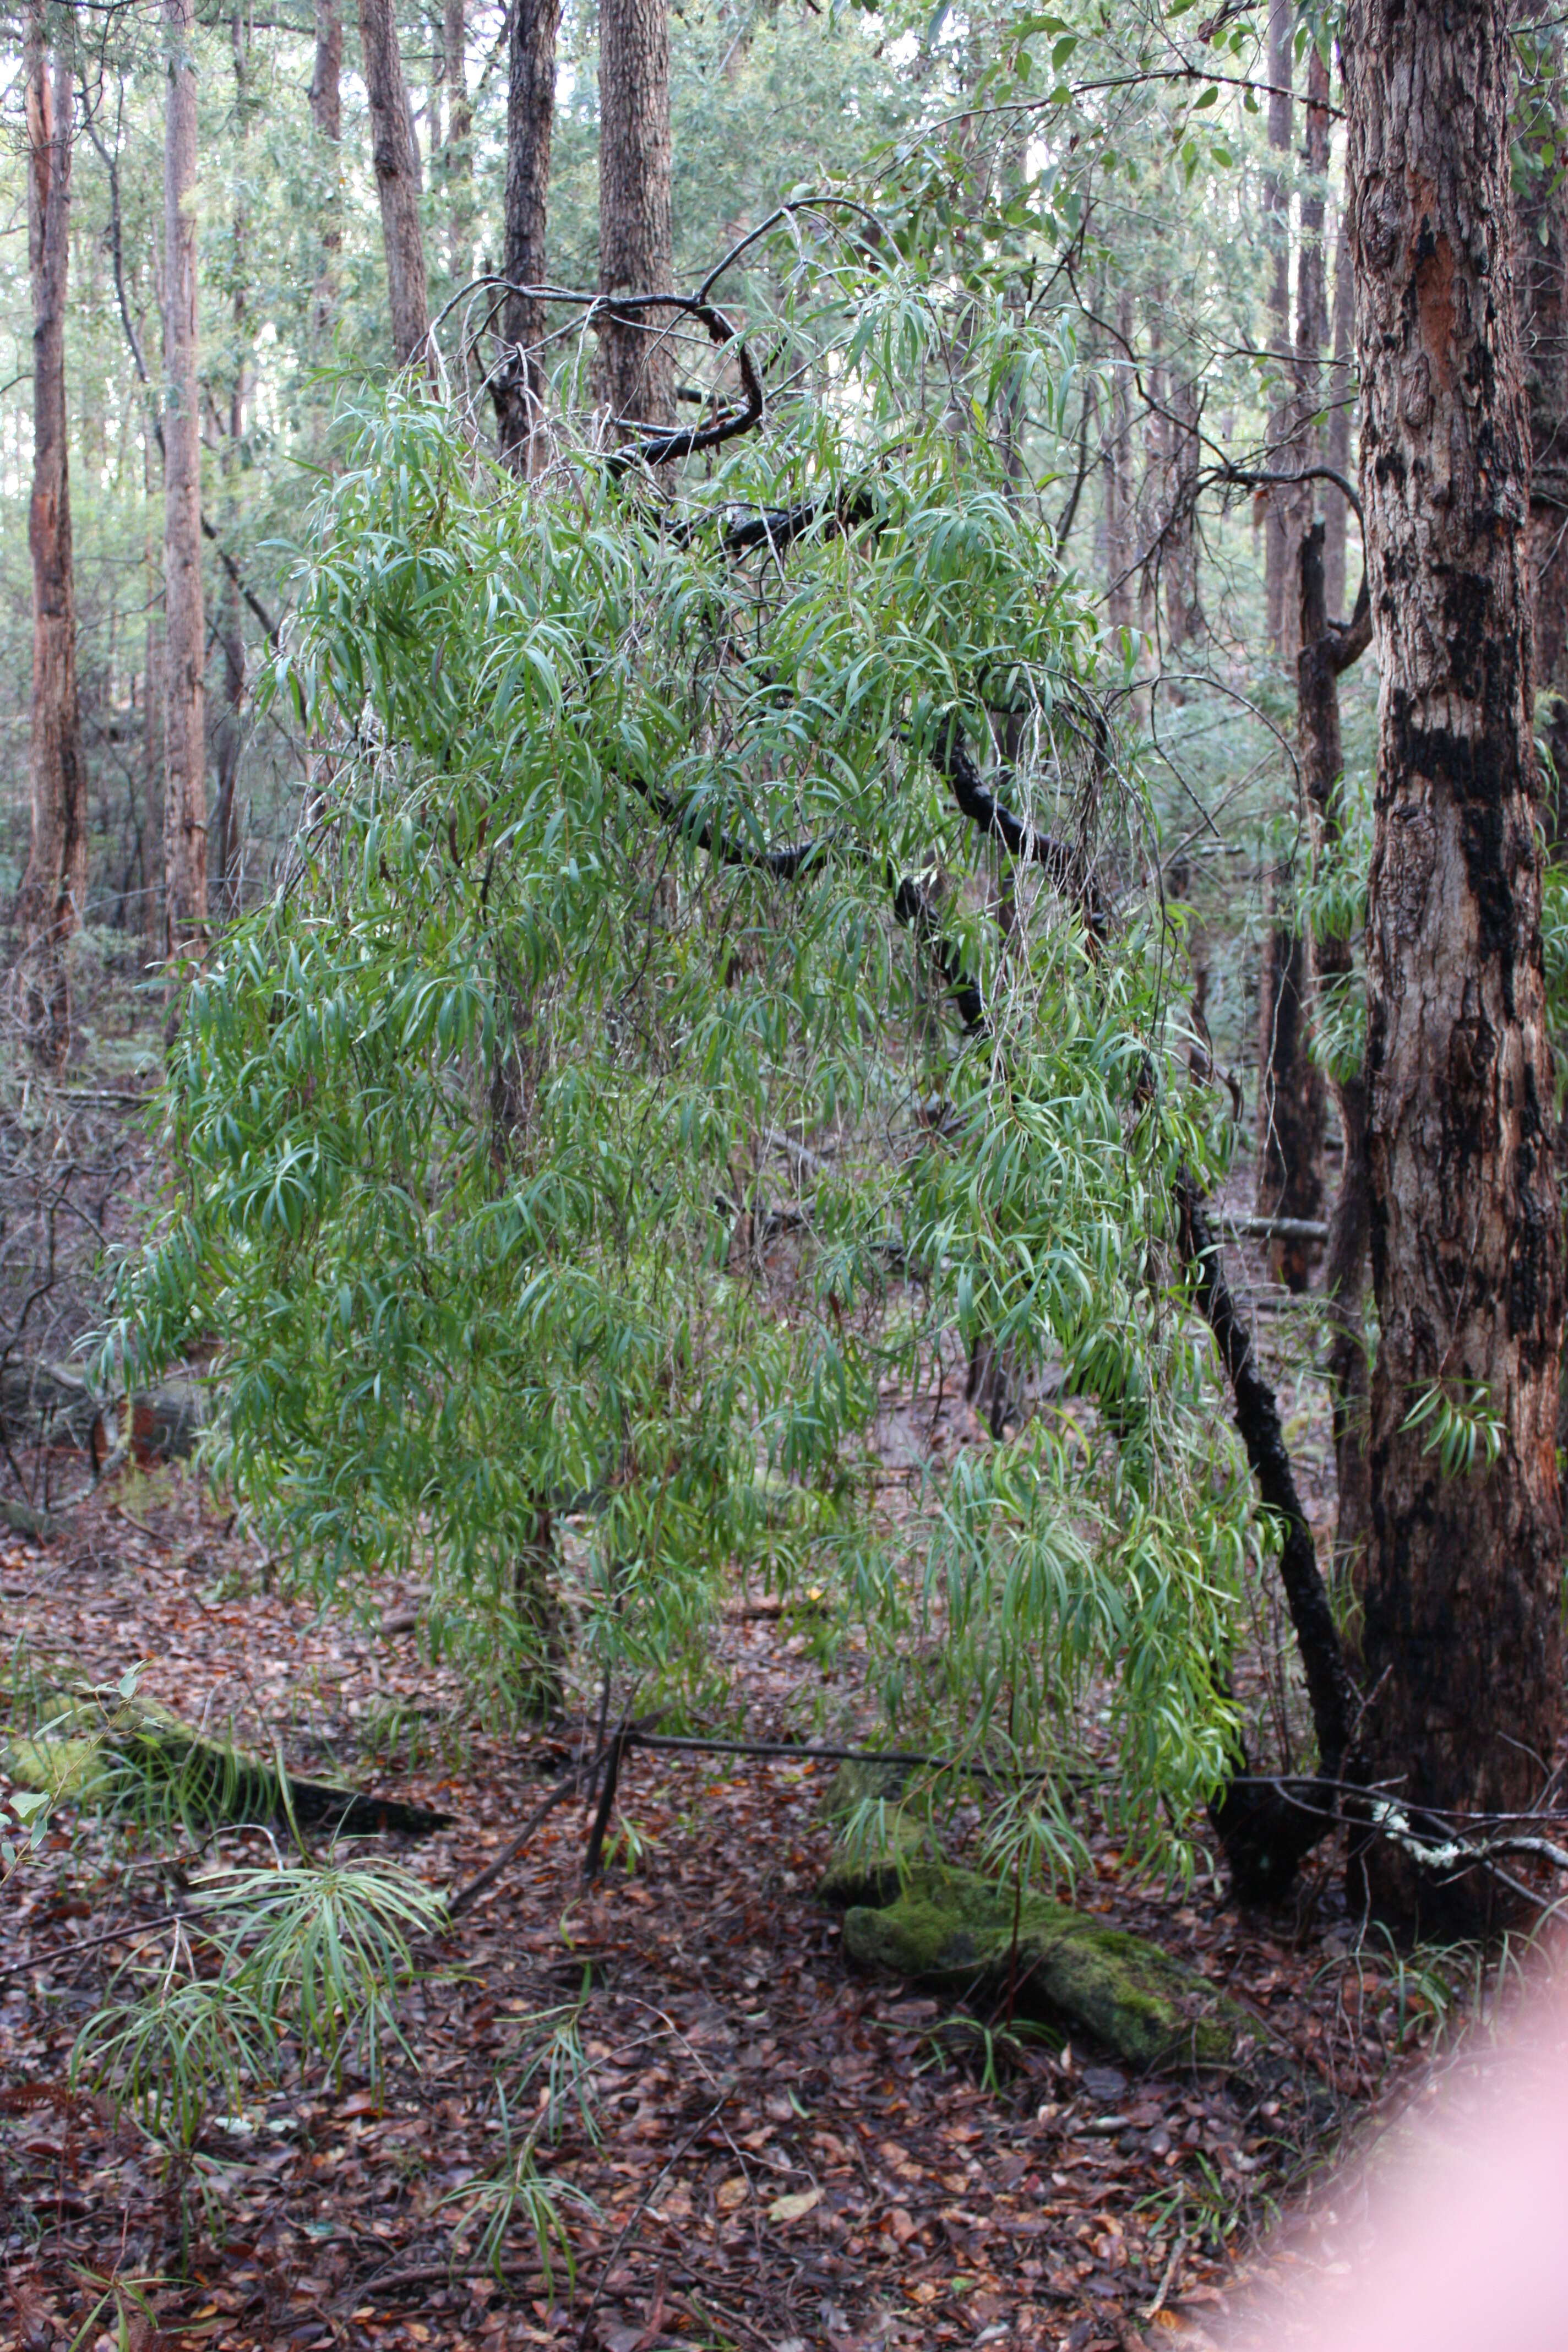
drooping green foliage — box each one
[108,259,1264,1875]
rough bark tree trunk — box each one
[17,7,87,1068]
[1519,119,1568,842]
[597,0,674,433]
[162,0,207,979]
[494,0,560,467]
[309,0,343,345]
[357,0,430,372]
[1344,0,1564,1928]
[1263,0,1295,656]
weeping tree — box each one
[111,226,1343,1890]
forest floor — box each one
[0,1234,1533,2352]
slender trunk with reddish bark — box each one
[442,0,471,275]
[162,0,206,976]
[357,0,429,371]
[17,7,87,1066]
[494,0,560,467]
[1256,42,1332,1283]
[1264,0,1295,655]
[212,8,250,918]
[597,0,673,432]
[142,413,164,966]
[1299,521,1374,1586]
[1345,0,1563,1929]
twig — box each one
[443,1760,596,1920]
[1142,2233,1186,2323]
[579,2098,729,2326]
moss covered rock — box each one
[842,1863,1262,2073]
[816,1759,932,1908]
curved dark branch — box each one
[596,296,765,476]
[1175,1170,1357,1899]
[620,771,830,880]
[928,718,1110,941]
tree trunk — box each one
[1520,123,1568,843]
[1255,926,1326,1288]
[162,0,207,977]
[1299,521,1373,1592]
[142,414,164,967]
[357,0,430,372]
[17,6,87,1069]
[1256,42,1331,1288]
[494,0,560,467]
[1325,201,1355,625]
[597,0,674,432]
[310,0,343,345]
[1344,0,1563,1928]
[442,0,472,276]
[1104,289,1134,639]
[1164,373,1204,652]
[1263,0,1295,656]
[211,8,249,919]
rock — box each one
[841,1862,1264,2074]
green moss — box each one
[842,1864,1261,2073]
[816,1759,931,1908]
[4,1692,451,1838]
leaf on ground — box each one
[768,2185,823,2222]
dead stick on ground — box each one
[1142,2233,1186,2323]
[579,2096,729,2328]
[443,1760,597,1920]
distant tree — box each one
[494,0,560,468]
[356,0,429,370]
[597,0,674,429]
[309,0,344,343]
[162,0,207,977]
[15,0,86,1066]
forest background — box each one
[2,0,1568,2335]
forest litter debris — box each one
[0,1466,1500,2351]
